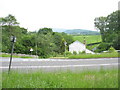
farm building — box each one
[69,40,95,54]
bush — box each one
[94,42,112,53]
[73,51,77,55]
[78,51,86,54]
[108,46,117,53]
[81,51,86,54]
[65,51,72,56]
[78,51,82,54]
[51,52,57,57]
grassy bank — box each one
[1,54,34,58]
[2,69,118,88]
[68,52,119,59]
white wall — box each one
[69,41,95,54]
[69,41,86,54]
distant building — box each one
[69,40,95,54]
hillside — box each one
[64,29,100,35]
[52,28,66,32]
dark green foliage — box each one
[73,51,77,55]
[81,51,86,54]
[64,50,72,56]
[38,27,53,35]
[95,43,112,53]
[94,10,120,51]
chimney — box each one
[83,37,86,53]
[83,37,86,46]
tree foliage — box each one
[1,15,74,58]
[94,10,120,51]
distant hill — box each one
[52,28,100,35]
[52,28,66,32]
[64,29,100,35]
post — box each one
[8,42,14,73]
[8,36,16,74]
[64,41,67,57]
[65,45,66,57]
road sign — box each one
[30,48,33,52]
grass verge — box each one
[1,54,33,58]
[68,52,119,59]
[2,69,118,88]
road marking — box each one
[0,63,118,69]
[1,58,119,62]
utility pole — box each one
[36,31,38,59]
[64,41,67,57]
[36,43,38,58]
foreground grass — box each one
[68,52,119,59]
[1,54,33,58]
[2,69,118,88]
[0,72,2,89]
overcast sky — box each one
[0,0,119,31]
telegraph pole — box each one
[64,41,67,57]
[36,31,38,58]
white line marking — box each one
[0,63,118,69]
[1,58,119,62]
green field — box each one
[2,69,118,88]
[73,35,102,44]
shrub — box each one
[73,51,77,55]
[108,46,117,53]
[81,51,86,54]
[65,51,72,56]
[94,42,112,53]
[51,52,57,57]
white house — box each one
[69,40,95,54]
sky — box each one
[0,0,119,31]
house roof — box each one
[69,40,85,46]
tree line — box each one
[0,15,74,58]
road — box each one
[0,57,119,72]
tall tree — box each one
[94,17,107,42]
[94,10,120,50]
[1,14,19,36]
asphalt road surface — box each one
[0,57,119,72]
